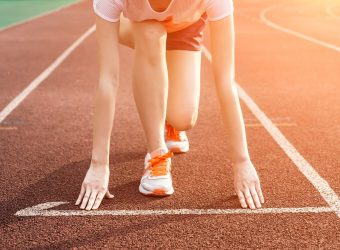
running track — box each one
[0,0,339,248]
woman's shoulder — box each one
[93,0,124,22]
[205,0,234,21]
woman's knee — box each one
[167,109,198,131]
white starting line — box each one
[15,202,334,217]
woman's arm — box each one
[75,15,120,210]
[91,15,120,164]
[209,15,264,209]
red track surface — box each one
[1,0,339,248]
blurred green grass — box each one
[0,0,80,29]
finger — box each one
[85,190,98,210]
[244,188,256,209]
[255,181,265,203]
[236,190,247,208]
[105,190,114,199]
[92,192,106,210]
[250,186,261,208]
[80,186,91,209]
[75,185,85,205]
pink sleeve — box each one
[206,0,234,21]
[93,0,123,22]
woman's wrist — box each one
[230,154,251,166]
[91,152,109,167]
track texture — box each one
[0,0,339,248]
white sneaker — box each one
[165,122,189,153]
[139,148,174,196]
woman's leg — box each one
[119,15,201,136]
[166,50,201,131]
[131,20,175,196]
[130,20,168,152]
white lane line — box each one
[15,202,334,216]
[202,46,340,218]
[259,4,340,53]
[0,0,82,32]
[326,4,340,21]
[0,25,95,124]
[245,116,297,127]
[246,122,296,127]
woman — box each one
[75,0,265,210]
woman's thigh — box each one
[166,50,201,131]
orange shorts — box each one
[166,12,208,51]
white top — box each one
[93,0,234,32]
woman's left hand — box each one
[232,159,264,209]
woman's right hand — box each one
[75,162,114,210]
[74,16,119,211]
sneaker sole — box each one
[139,184,174,197]
[166,143,189,154]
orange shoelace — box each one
[147,151,173,177]
[165,123,180,141]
